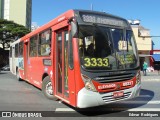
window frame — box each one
[9,47,12,58]
[29,35,38,57]
[15,44,19,58]
[18,41,24,57]
[38,29,52,57]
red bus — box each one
[10,10,141,108]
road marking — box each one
[107,108,160,111]
[55,108,160,112]
[142,79,160,82]
[145,101,160,104]
[55,101,160,112]
[139,95,152,98]
[119,100,160,104]
[127,108,160,111]
[55,108,75,112]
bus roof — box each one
[74,9,127,21]
[19,9,129,41]
[10,39,21,46]
[21,9,75,40]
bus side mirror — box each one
[68,18,78,70]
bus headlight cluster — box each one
[85,81,97,92]
[81,74,97,92]
[136,71,141,84]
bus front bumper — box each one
[77,84,141,108]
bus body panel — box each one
[72,38,85,106]
[92,77,136,93]
[10,39,21,75]
[77,83,141,108]
[10,57,18,75]
[71,38,84,106]
[9,9,141,108]
[20,10,75,41]
[52,20,77,107]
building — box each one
[31,22,39,31]
[0,0,4,18]
[0,0,32,29]
[150,38,160,70]
[130,20,152,70]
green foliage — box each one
[0,19,30,49]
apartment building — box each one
[130,20,152,70]
[0,0,32,29]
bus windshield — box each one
[78,25,138,70]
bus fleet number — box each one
[84,58,109,67]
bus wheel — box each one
[16,70,21,81]
[42,76,58,100]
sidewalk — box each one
[141,71,160,81]
[140,70,160,76]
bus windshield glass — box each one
[78,25,138,70]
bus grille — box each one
[94,72,135,83]
[102,91,132,103]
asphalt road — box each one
[0,71,160,120]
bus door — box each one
[24,41,30,81]
[55,28,76,105]
[11,45,16,74]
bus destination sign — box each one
[81,14,126,27]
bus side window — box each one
[15,44,18,57]
[40,44,51,56]
[38,29,51,56]
[30,35,38,57]
[9,47,12,58]
[79,39,84,57]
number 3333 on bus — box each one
[84,57,109,67]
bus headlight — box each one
[85,81,97,92]
[81,74,97,92]
[136,71,141,84]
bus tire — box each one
[16,70,22,81]
[42,76,58,100]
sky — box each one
[32,0,160,41]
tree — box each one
[0,19,30,50]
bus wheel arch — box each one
[42,75,58,100]
[42,73,49,81]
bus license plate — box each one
[113,91,124,98]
